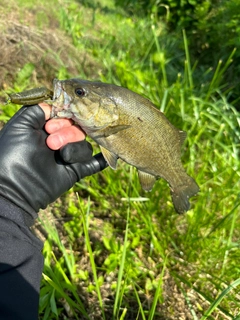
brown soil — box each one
[0,4,102,96]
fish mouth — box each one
[50,79,74,119]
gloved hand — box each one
[0,105,107,225]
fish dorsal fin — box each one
[138,170,156,191]
[100,146,118,169]
[179,130,187,145]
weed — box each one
[0,0,240,318]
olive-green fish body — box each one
[52,79,199,213]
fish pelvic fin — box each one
[138,170,156,191]
[170,177,199,214]
[100,146,118,169]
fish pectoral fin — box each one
[138,170,156,191]
[100,146,118,169]
[99,124,131,138]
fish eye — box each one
[75,87,86,97]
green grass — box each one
[0,0,240,319]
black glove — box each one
[0,105,108,225]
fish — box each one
[50,78,199,214]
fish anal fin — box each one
[100,146,118,169]
[138,170,156,191]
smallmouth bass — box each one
[50,78,199,214]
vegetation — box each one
[0,0,240,318]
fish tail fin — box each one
[170,177,199,214]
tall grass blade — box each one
[221,201,240,275]
[79,196,106,320]
[152,25,168,87]
[180,287,198,320]
[133,284,147,320]
[39,217,88,316]
[205,48,236,101]
[183,29,193,90]
[200,278,240,319]
[119,308,127,320]
[42,271,88,319]
[148,257,167,320]
[113,201,130,318]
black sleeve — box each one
[0,196,43,320]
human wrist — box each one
[0,194,36,227]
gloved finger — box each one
[94,153,109,171]
[60,140,93,163]
[1,105,46,134]
[67,152,108,181]
[81,152,108,177]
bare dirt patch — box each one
[0,6,102,93]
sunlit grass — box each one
[0,0,240,318]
